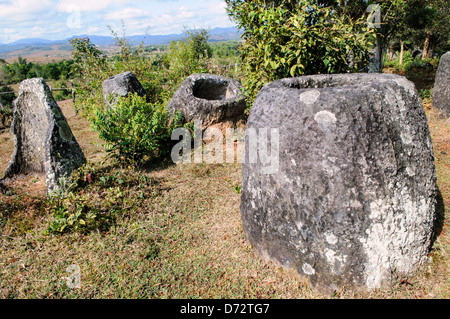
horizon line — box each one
[0,26,241,46]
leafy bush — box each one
[419,88,433,104]
[226,0,375,111]
[92,93,181,166]
[385,50,413,70]
[0,84,15,107]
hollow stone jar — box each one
[241,73,438,293]
[167,73,246,129]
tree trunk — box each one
[399,40,405,65]
[388,45,394,61]
[422,33,431,60]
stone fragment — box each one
[102,71,146,107]
[167,73,246,129]
[3,78,86,193]
[432,52,450,116]
[241,73,437,293]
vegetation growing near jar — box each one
[44,163,160,235]
[92,93,182,167]
[225,0,375,109]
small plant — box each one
[92,93,181,166]
[0,104,13,128]
[45,164,152,235]
[224,177,242,194]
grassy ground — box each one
[0,73,449,299]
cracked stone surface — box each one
[167,73,247,129]
[3,78,86,194]
[241,73,438,293]
[432,52,450,116]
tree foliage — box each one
[404,0,449,58]
[1,57,74,84]
[166,28,213,87]
[225,0,375,107]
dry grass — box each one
[0,95,449,299]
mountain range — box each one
[0,27,242,55]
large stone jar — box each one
[241,73,437,293]
[167,73,246,129]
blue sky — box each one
[0,0,236,43]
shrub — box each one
[92,93,181,166]
[419,88,433,104]
[226,0,375,111]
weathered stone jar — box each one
[241,73,437,293]
[102,71,146,107]
[167,73,246,129]
[432,52,450,116]
[3,78,86,194]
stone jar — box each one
[241,73,437,293]
[3,78,86,194]
[102,71,146,108]
[432,52,450,116]
[167,73,246,129]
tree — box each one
[70,37,108,117]
[166,28,213,86]
[381,0,449,66]
[410,0,449,59]
[225,0,375,107]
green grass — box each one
[0,163,315,298]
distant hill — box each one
[0,27,242,58]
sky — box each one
[0,0,237,43]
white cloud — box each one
[207,1,228,15]
[0,0,52,22]
[56,0,131,12]
[87,26,100,33]
[104,8,149,20]
[0,0,236,43]
[146,6,199,34]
